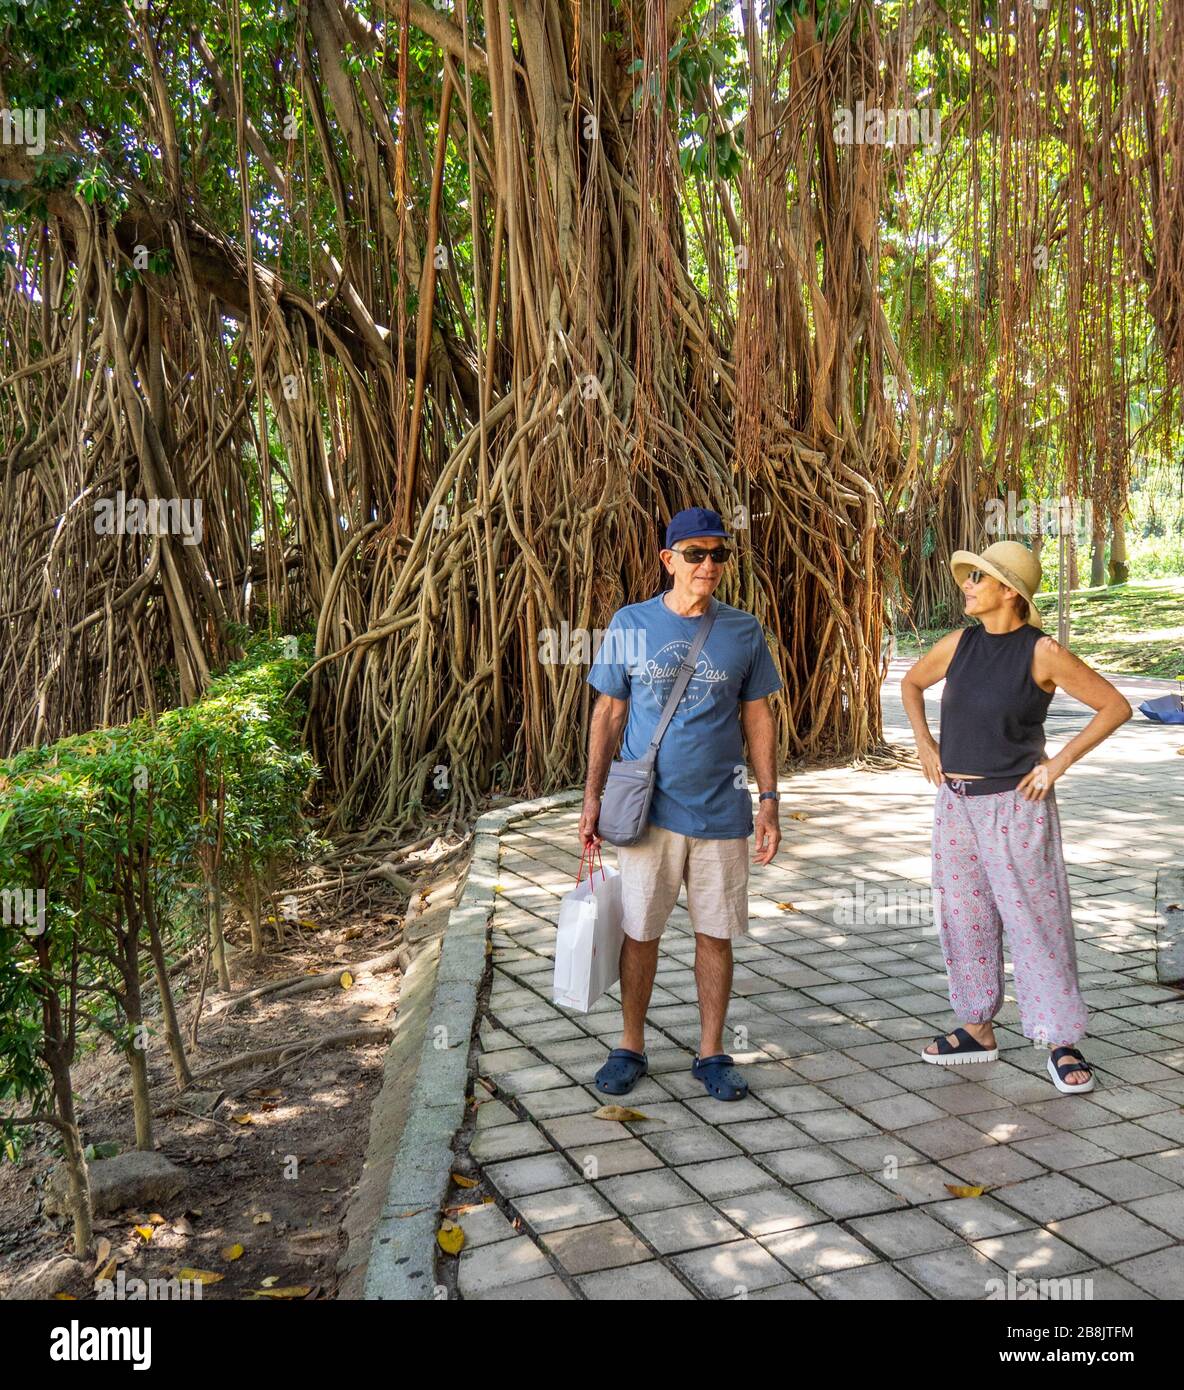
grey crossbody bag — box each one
[596,599,718,847]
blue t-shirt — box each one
[586,593,783,839]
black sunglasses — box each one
[672,545,732,564]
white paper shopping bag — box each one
[552,852,624,1013]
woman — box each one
[901,540,1131,1094]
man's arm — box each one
[740,695,781,866]
[581,692,629,846]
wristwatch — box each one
[758,791,780,802]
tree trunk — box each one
[145,909,192,1088]
[1090,506,1107,586]
[48,1052,93,1255]
[1109,510,1129,584]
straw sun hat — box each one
[949,541,1043,628]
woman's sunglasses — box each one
[966,569,989,584]
[672,545,732,564]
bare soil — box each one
[0,890,410,1301]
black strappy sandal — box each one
[920,1026,999,1066]
[1047,1046,1095,1094]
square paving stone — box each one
[568,1138,665,1181]
[1011,1131,1118,1169]
[848,1208,964,1259]
[619,1100,703,1132]
[1047,1206,1174,1264]
[961,1106,1058,1144]
[928,1194,1038,1241]
[642,1126,743,1165]
[596,1167,700,1217]
[576,1261,696,1300]
[497,1063,573,1096]
[543,1112,632,1148]
[466,1274,575,1301]
[478,1047,539,1076]
[794,1174,902,1220]
[816,1071,906,1105]
[1072,1158,1179,1202]
[718,1117,813,1153]
[541,1219,652,1275]
[760,1222,878,1279]
[484,1152,581,1198]
[474,1098,518,1130]
[457,1201,518,1248]
[807,1263,931,1300]
[631,1201,744,1255]
[717,1188,829,1238]
[792,1108,880,1142]
[514,1183,618,1233]
[673,1238,790,1298]
[517,1085,601,1119]
[940,1145,1046,1186]
[761,1146,858,1184]
[831,1135,926,1172]
[746,1282,819,1300]
[1127,1190,1184,1239]
[894,1245,1006,1300]
[677,1155,781,1201]
[787,1052,868,1082]
[972,1228,1094,1278]
[759,1084,843,1116]
[457,1235,554,1295]
[926,1083,1018,1117]
[470,1121,551,1164]
[854,1093,949,1131]
[684,1094,777,1124]
[1067,1121,1169,1159]
[1114,1245,1184,1298]
[1135,1146,1184,1184]
[990,1172,1109,1223]
[873,1161,968,1206]
[894,1116,999,1161]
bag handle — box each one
[576,839,606,891]
[648,598,718,753]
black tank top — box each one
[939,624,1052,794]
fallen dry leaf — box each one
[944,1183,989,1198]
[437,1220,465,1256]
[594,1104,651,1123]
[231,1113,253,1126]
[775,902,799,912]
[177,1269,225,1285]
[252,1212,273,1224]
[93,1237,112,1271]
[451,1172,478,1189]
[222,1244,245,1261]
[340,971,354,989]
[133,1225,155,1242]
[249,1286,311,1299]
[789,811,808,821]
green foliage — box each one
[0,637,317,1156]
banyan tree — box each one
[2,0,1182,836]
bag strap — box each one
[648,599,718,752]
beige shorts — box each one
[615,823,750,942]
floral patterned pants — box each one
[932,782,1088,1047]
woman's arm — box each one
[1016,636,1133,801]
[900,629,965,787]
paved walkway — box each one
[452,664,1184,1299]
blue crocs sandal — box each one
[595,1048,648,1095]
[920,1026,999,1066]
[692,1053,748,1101]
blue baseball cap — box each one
[665,507,729,550]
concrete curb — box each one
[361,789,582,1300]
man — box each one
[580,507,784,1101]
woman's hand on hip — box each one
[918,737,944,788]
[1017,756,1063,801]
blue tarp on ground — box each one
[1138,693,1184,725]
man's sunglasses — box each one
[672,545,732,564]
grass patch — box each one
[895,578,1184,679]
